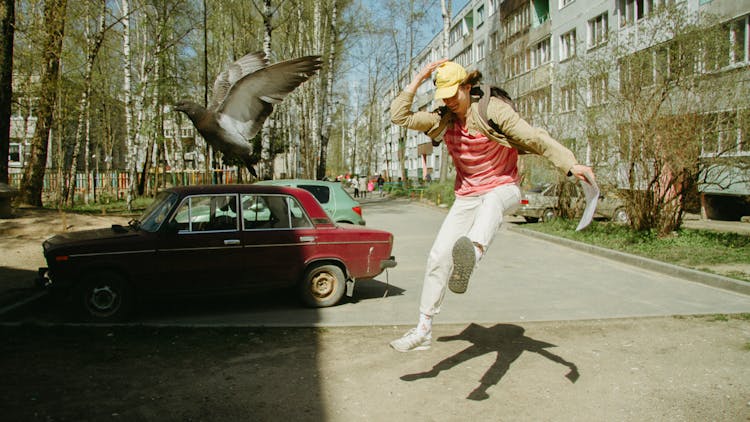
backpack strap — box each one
[478,84,502,134]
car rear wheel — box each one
[76,271,132,322]
[300,264,346,307]
[612,207,629,224]
[542,208,557,222]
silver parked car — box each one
[513,183,629,224]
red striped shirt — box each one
[445,121,519,197]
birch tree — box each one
[63,0,111,206]
[438,0,450,182]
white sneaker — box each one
[390,328,431,352]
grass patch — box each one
[524,219,750,282]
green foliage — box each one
[710,314,730,322]
[424,181,455,206]
[526,219,750,281]
[46,197,153,216]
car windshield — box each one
[138,191,179,232]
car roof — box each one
[165,184,301,195]
[255,179,340,187]
[162,184,334,225]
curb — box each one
[507,224,750,297]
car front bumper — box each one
[380,256,397,270]
[35,267,52,288]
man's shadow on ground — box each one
[400,323,579,401]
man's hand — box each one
[569,164,596,185]
[405,58,449,93]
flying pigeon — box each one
[175,51,322,177]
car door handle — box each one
[224,239,241,246]
[299,236,316,243]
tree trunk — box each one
[316,0,338,180]
[439,0,451,183]
[66,0,106,206]
[0,0,13,185]
[122,0,137,210]
[260,0,273,179]
[19,0,67,206]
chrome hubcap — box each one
[311,273,334,298]
[90,286,117,311]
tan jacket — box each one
[390,91,577,174]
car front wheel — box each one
[612,207,629,224]
[300,264,346,307]
[76,271,132,322]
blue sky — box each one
[359,0,471,53]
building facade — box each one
[381,0,749,217]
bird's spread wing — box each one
[217,56,322,139]
[208,51,271,111]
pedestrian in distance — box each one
[377,175,385,196]
[360,176,368,198]
[351,177,360,198]
[389,59,596,352]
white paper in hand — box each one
[576,174,599,231]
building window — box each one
[560,0,575,9]
[588,13,608,49]
[560,84,577,112]
[490,31,500,51]
[730,15,749,65]
[488,0,499,16]
[531,38,551,68]
[503,2,531,40]
[476,40,486,62]
[476,5,485,29]
[619,0,655,28]
[560,29,577,61]
[701,110,749,157]
[455,47,472,68]
[535,87,552,114]
[450,23,463,44]
[8,143,20,163]
[589,73,608,106]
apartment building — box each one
[382,0,748,217]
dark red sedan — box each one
[38,184,396,322]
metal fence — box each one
[8,169,241,202]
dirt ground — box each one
[0,317,749,421]
[1,208,750,421]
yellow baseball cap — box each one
[433,61,467,100]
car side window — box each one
[172,194,238,233]
[242,194,312,230]
[298,185,330,204]
[288,197,313,228]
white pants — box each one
[419,183,521,316]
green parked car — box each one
[256,179,366,225]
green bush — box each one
[424,181,455,206]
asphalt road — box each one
[112,197,750,327]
